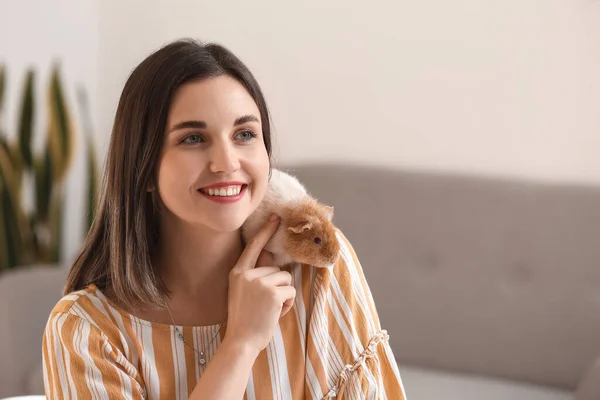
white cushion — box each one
[398,365,573,400]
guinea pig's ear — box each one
[288,220,312,234]
[323,205,334,221]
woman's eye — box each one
[182,134,203,144]
[236,130,257,142]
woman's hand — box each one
[225,214,296,355]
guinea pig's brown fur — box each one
[281,198,340,268]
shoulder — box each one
[333,228,358,260]
[305,228,389,355]
[301,227,370,301]
[46,284,118,333]
[331,227,365,279]
[314,227,382,322]
[299,228,363,277]
[42,286,146,395]
[49,284,97,316]
[44,284,137,359]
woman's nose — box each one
[209,142,240,174]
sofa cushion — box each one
[0,265,68,397]
[288,163,600,389]
[398,364,572,400]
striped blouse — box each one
[42,230,407,399]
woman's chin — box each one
[205,216,247,233]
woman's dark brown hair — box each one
[63,38,273,311]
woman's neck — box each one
[155,214,243,310]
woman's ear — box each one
[147,180,156,192]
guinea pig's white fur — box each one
[241,168,308,266]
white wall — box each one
[2,0,599,263]
[0,0,100,263]
[97,0,600,186]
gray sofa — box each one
[1,163,599,399]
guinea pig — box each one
[241,168,340,268]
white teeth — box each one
[202,185,243,197]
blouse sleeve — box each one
[42,312,145,400]
[304,229,407,400]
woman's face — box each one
[156,75,270,233]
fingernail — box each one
[269,213,278,222]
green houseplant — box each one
[0,63,98,271]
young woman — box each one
[42,38,407,400]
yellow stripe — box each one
[40,229,407,399]
[68,317,93,398]
[252,346,274,399]
[279,307,305,396]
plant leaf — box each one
[0,144,30,268]
[0,140,23,214]
[0,136,15,170]
[0,176,9,271]
[0,64,5,135]
[76,86,98,232]
[86,139,98,231]
[48,189,63,262]
[0,138,24,202]
[1,187,21,268]
[34,148,53,222]
[31,149,54,264]
[48,63,74,183]
[18,69,35,169]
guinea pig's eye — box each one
[313,237,322,244]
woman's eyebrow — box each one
[169,120,207,133]
[169,114,259,133]
[234,114,260,126]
